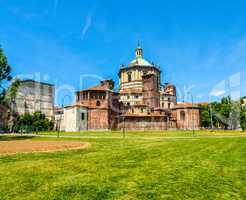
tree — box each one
[200,105,211,128]
[219,97,231,129]
[240,110,246,131]
[14,111,54,132]
[240,98,246,131]
[4,78,20,102]
[200,96,245,130]
[0,46,12,97]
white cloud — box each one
[81,12,93,39]
[210,90,226,97]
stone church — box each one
[60,45,200,131]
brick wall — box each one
[175,108,200,130]
[142,74,160,108]
[88,109,109,130]
[118,119,176,130]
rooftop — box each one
[21,79,54,86]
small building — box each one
[15,80,55,119]
[173,103,201,130]
[63,105,87,132]
[76,80,119,130]
[160,84,177,109]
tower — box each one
[118,44,161,106]
[142,74,160,108]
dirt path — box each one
[0,140,90,155]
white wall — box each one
[63,107,87,132]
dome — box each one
[128,45,154,67]
[129,57,153,67]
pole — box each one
[188,92,195,137]
[123,116,126,138]
[191,94,195,137]
[209,97,214,130]
[57,118,60,138]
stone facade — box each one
[15,80,55,119]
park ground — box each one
[1,130,246,199]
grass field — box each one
[1,131,246,199]
[38,129,246,138]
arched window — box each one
[180,111,186,121]
[96,100,101,107]
[168,103,171,109]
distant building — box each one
[0,104,9,130]
[61,45,200,131]
[15,80,55,119]
[160,84,177,109]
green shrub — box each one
[14,111,54,133]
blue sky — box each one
[0,0,246,105]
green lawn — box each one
[1,133,246,199]
[37,129,246,138]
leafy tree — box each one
[4,78,20,103]
[240,98,246,131]
[209,101,221,129]
[201,96,245,130]
[200,105,211,128]
[219,97,231,129]
[0,46,12,97]
[240,110,246,131]
[14,111,54,132]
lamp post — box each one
[209,96,214,130]
[187,92,195,137]
[123,116,126,138]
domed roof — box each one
[129,57,153,67]
[128,45,154,67]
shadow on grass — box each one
[0,135,35,141]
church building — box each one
[59,44,201,131]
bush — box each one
[14,111,54,133]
